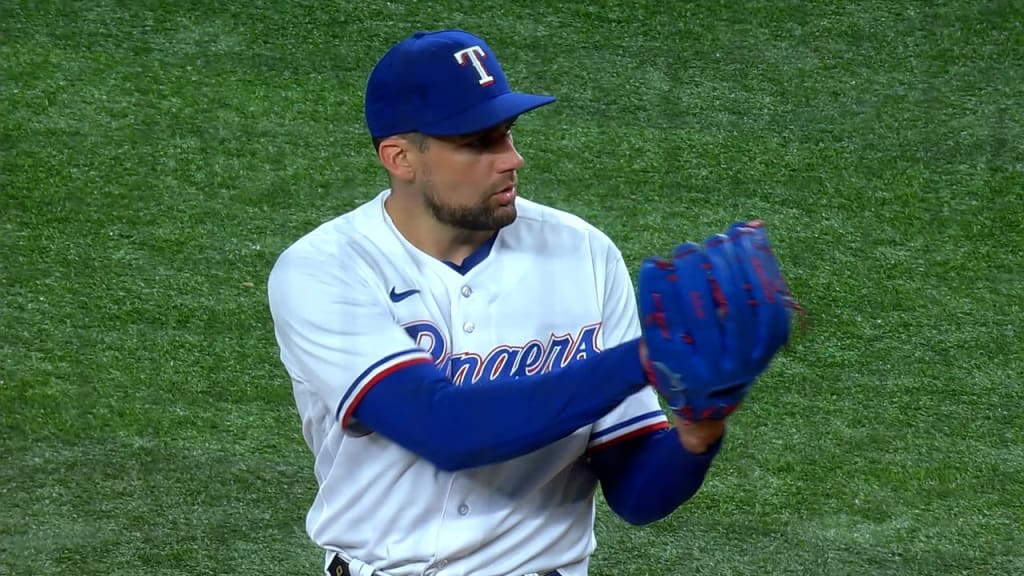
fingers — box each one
[729,223,791,363]
[638,256,693,407]
[672,242,721,377]
[637,256,677,344]
[703,232,755,375]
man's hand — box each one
[640,339,726,454]
[673,416,725,454]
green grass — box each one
[2,1,1022,575]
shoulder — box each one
[268,191,390,288]
[274,190,391,261]
[508,197,621,256]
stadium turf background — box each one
[2,1,1022,574]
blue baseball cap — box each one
[365,30,556,139]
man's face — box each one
[414,120,523,231]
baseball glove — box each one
[638,220,802,421]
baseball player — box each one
[268,29,798,576]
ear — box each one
[377,137,417,182]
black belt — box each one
[328,554,561,576]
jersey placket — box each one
[429,278,486,574]
[432,257,492,385]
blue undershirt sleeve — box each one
[353,339,649,471]
[589,428,723,525]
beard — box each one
[421,180,517,232]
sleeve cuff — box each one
[336,348,435,428]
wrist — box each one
[638,338,655,384]
[673,415,726,454]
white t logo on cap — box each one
[453,46,495,87]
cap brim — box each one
[419,92,556,137]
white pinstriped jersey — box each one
[268,190,668,576]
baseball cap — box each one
[364,30,556,139]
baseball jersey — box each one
[268,189,668,576]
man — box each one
[268,29,746,576]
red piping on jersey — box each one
[586,421,670,455]
[341,356,435,427]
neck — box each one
[385,190,494,265]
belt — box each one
[328,554,561,576]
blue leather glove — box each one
[638,221,802,421]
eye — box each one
[463,123,515,150]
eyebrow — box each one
[445,120,517,144]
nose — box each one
[497,135,524,172]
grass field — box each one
[2,1,1022,575]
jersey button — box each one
[463,322,475,333]
[458,503,470,515]
[461,285,473,298]
[436,559,448,569]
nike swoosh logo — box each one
[389,287,420,303]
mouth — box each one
[493,183,516,205]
